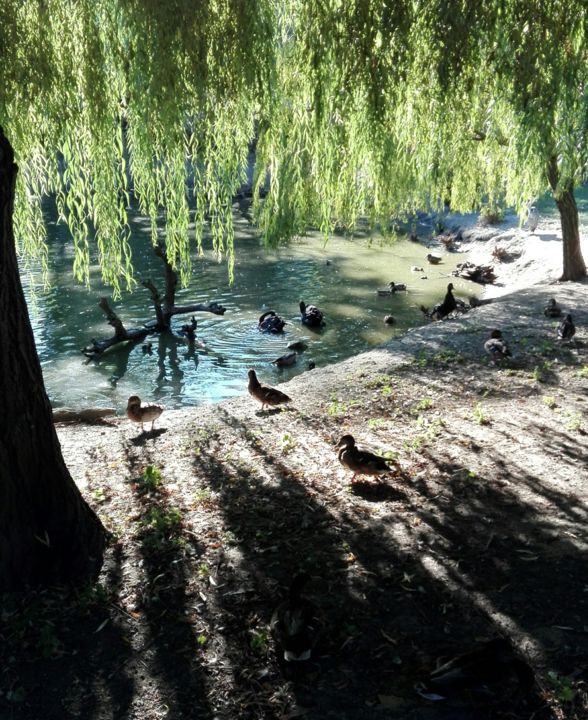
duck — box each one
[299,301,325,328]
[307,361,316,370]
[411,266,424,273]
[544,298,563,318]
[557,314,576,343]
[270,572,320,662]
[384,315,395,325]
[272,351,297,368]
[126,396,164,432]
[142,342,153,354]
[426,253,442,265]
[179,316,198,341]
[484,329,511,365]
[287,339,308,351]
[377,282,408,296]
[335,434,395,483]
[420,283,457,321]
[416,637,534,703]
[527,205,540,233]
[247,369,291,411]
[259,310,286,334]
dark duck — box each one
[299,301,325,328]
[258,310,286,333]
[557,313,576,343]
[421,283,457,320]
[270,572,320,662]
[416,637,534,704]
[335,434,395,484]
[544,298,562,318]
[484,329,511,365]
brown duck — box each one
[335,434,394,483]
[247,369,291,411]
[126,395,164,431]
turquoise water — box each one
[22,203,485,412]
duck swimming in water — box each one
[484,329,511,365]
[272,351,297,367]
[377,281,407,296]
[299,301,325,328]
[259,310,286,333]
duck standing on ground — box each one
[247,369,291,411]
[335,434,395,483]
[484,329,511,365]
[416,637,534,703]
[557,314,576,343]
[421,283,457,321]
[299,301,325,328]
[544,298,562,318]
[126,396,164,432]
[259,310,286,333]
[270,572,320,662]
[426,253,442,265]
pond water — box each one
[23,203,481,412]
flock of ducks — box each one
[123,289,577,700]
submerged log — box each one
[82,242,226,359]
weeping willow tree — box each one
[1,0,587,590]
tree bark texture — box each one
[548,157,587,281]
[0,127,105,591]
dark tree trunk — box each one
[548,157,587,281]
[0,127,105,591]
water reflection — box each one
[23,202,479,412]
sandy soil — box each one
[3,218,588,720]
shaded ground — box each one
[2,283,588,720]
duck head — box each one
[335,434,356,450]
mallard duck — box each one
[384,315,395,325]
[484,329,511,364]
[416,638,534,703]
[272,351,297,367]
[247,369,291,411]
[557,314,576,342]
[335,434,395,483]
[299,301,325,328]
[421,283,457,321]
[126,396,164,431]
[544,298,563,318]
[270,572,320,662]
[287,339,308,351]
[377,282,407,296]
[259,310,286,333]
[426,253,442,265]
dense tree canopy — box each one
[1,0,587,289]
[2,0,588,591]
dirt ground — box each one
[2,274,587,720]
